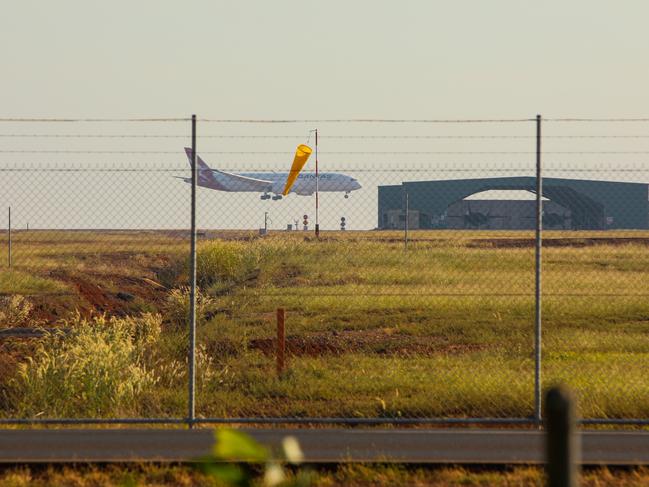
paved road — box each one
[1,429,648,464]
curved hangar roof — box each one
[378,177,649,230]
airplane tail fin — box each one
[184,147,212,172]
[183,147,225,189]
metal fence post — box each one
[534,114,543,425]
[7,207,11,268]
[315,129,320,238]
[188,114,197,428]
[545,386,579,487]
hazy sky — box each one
[1,1,648,230]
[2,0,649,119]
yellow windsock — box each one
[282,144,313,195]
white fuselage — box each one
[207,170,361,196]
[182,148,361,198]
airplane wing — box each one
[213,169,274,192]
[183,147,274,192]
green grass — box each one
[0,270,69,295]
[1,230,649,421]
[193,232,649,420]
[192,350,649,419]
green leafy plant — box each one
[199,429,312,487]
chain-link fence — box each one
[0,116,647,426]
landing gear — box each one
[344,191,350,199]
[261,193,283,201]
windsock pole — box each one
[315,129,320,238]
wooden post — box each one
[545,386,579,487]
[276,308,286,375]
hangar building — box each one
[378,177,649,230]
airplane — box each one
[181,148,361,200]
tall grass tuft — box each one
[164,286,215,329]
[10,313,162,418]
[196,241,262,290]
[0,295,34,328]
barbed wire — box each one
[320,134,649,139]
[0,134,195,139]
[3,116,649,123]
[5,150,649,155]
[546,118,649,122]
[197,118,536,123]
[0,167,646,173]
[2,133,649,139]
[0,134,535,139]
[0,117,535,124]
[0,117,190,122]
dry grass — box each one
[7,313,162,418]
[1,465,649,486]
[1,229,648,420]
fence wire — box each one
[0,116,648,426]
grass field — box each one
[1,464,649,486]
[1,229,648,420]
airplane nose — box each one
[352,180,361,190]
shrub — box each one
[156,255,186,289]
[196,241,261,289]
[164,287,215,329]
[11,313,161,418]
[155,343,217,393]
[0,295,34,328]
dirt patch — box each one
[467,237,649,249]
[17,250,180,323]
[37,269,169,320]
[0,340,37,392]
[247,329,486,358]
[269,264,304,288]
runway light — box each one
[282,144,313,196]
